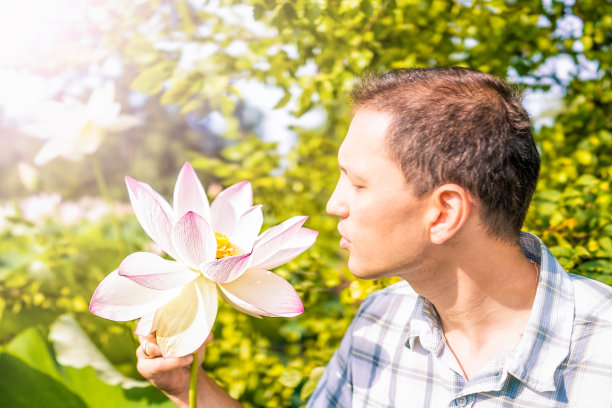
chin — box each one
[347,258,389,280]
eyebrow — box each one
[339,165,367,183]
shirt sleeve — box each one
[306,297,375,408]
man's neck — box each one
[405,233,539,379]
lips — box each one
[338,227,351,249]
[340,236,351,249]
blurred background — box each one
[0,0,610,407]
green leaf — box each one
[278,367,302,387]
[131,61,176,95]
[253,3,265,20]
[599,237,612,253]
[281,3,298,21]
[300,366,326,401]
[2,326,173,408]
[575,174,598,186]
[0,353,86,408]
[273,92,292,109]
[160,79,202,106]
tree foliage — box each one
[1,0,610,407]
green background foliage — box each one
[0,0,610,407]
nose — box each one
[326,180,349,218]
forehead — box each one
[339,109,392,163]
[338,109,406,183]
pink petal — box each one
[250,216,318,270]
[126,177,179,260]
[200,253,252,283]
[210,181,252,235]
[255,216,308,248]
[230,205,263,252]
[254,228,317,270]
[118,252,200,290]
[135,311,156,336]
[173,162,211,222]
[218,269,304,317]
[89,270,181,322]
[171,211,217,268]
[155,277,218,358]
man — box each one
[137,67,612,407]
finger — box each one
[137,354,194,379]
[204,331,214,346]
[137,341,162,359]
[195,332,214,364]
[138,334,158,345]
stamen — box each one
[214,232,238,259]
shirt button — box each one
[455,396,468,407]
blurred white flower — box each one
[20,81,140,166]
[20,193,62,224]
[59,201,85,225]
[79,196,109,222]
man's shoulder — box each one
[569,273,612,322]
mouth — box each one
[338,227,351,249]
[339,236,351,249]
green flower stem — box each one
[90,154,128,255]
[189,352,199,408]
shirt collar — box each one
[405,232,574,392]
[406,295,445,354]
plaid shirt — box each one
[308,232,612,407]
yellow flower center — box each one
[215,232,239,259]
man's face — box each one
[326,109,431,279]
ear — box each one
[427,184,471,245]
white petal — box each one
[74,128,103,155]
[171,211,216,268]
[118,252,200,290]
[210,181,252,235]
[217,287,262,318]
[87,82,120,125]
[218,269,303,317]
[125,177,179,260]
[141,182,176,223]
[230,205,263,252]
[106,115,141,132]
[87,82,115,111]
[154,277,218,358]
[89,270,181,322]
[33,140,69,166]
[210,201,237,238]
[134,311,157,336]
[173,162,211,222]
[200,253,251,283]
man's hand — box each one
[136,333,241,408]
[137,333,211,400]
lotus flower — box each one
[20,81,140,166]
[89,163,317,357]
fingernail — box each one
[183,355,194,363]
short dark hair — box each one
[350,67,540,242]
